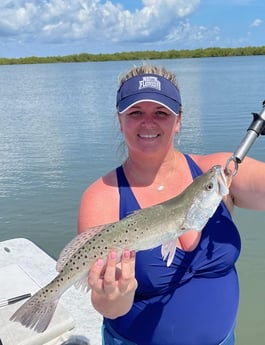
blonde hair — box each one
[118,63,179,89]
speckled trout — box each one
[10,165,229,333]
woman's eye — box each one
[155,111,170,117]
[128,110,142,117]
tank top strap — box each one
[184,153,203,179]
[116,166,141,220]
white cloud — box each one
[0,0,206,48]
[250,19,263,27]
[165,21,221,46]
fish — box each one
[10,165,229,333]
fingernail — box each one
[96,258,104,267]
[123,249,130,258]
[110,251,117,260]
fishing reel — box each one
[225,100,265,176]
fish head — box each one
[185,165,230,231]
[197,165,229,204]
[210,165,230,197]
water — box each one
[0,56,265,343]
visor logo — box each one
[139,76,161,91]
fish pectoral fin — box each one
[74,272,90,293]
[161,240,177,267]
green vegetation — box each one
[1,46,265,65]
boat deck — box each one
[0,238,102,345]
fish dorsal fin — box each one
[161,240,177,267]
[56,224,107,272]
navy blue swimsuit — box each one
[105,155,241,345]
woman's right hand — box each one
[88,248,138,319]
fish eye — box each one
[206,182,214,191]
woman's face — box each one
[118,101,181,156]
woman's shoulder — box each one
[88,169,118,195]
[78,168,120,232]
[189,152,232,172]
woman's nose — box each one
[140,114,156,126]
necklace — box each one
[124,155,176,192]
[156,185,165,192]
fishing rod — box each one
[225,100,265,176]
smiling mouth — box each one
[138,134,160,139]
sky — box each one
[0,0,264,58]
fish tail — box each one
[10,292,59,333]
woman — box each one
[78,64,265,345]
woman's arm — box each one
[77,171,120,232]
[77,170,138,318]
[229,156,265,210]
[193,153,265,211]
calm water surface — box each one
[0,56,265,343]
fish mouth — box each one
[217,167,230,196]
